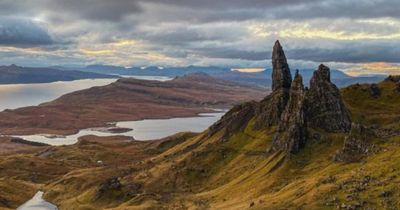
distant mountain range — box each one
[0,64,117,84]
[54,65,387,88]
[0,64,386,87]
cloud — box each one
[0,18,53,47]
[0,0,400,77]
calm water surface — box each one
[14,112,225,145]
[17,191,58,210]
[0,76,172,111]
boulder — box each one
[334,123,377,162]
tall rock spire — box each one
[254,41,291,129]
[271,40,292,91]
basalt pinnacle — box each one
[270,70,307,153]
[272,40,292,92]
[306,64,352,132]
[254,41,291,128]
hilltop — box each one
[0,42,399,210]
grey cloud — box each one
[0,18,53,47]
[2,0,400,24]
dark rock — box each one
[272,40,292,91]
[250,202,255,207]
[306,64,352,133]
[208,101,256,140]
[270,71,307,153]
[334,123,377,162]
[125,183,142,197]
[380,190,393,198]
[368,84,381,97]
[95,176,122,200]
[255,40,292,129]
[0,196,9,208]
[254,88,290,129]
[385,75,400,83]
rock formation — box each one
[254,40,291,129]
[209,41,354,155]
[272,40,292,91]
[386,75,400,92]
[334,123,377,162]
[270,70,307,153]
[305,64,352,133]
[208,101,256,141]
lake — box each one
[17,191,58,210]
[14,112,225,145]
[0,76,172,111]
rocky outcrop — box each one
[254,40,291,129]
[254,89,290,129]
[272,40,292,91]
[306,64,352,133]
[334,123,377,162]
[208,101,256,141]
[95,176,122,200]
[206,41,354,155]
[385,75,400,92]
[368,84,381,98]
[270,70,307,153]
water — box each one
[14,112,225,146]
[0,76,172,111]
[17,191,58,210]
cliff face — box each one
[270,71,306,153]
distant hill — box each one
[0,72,266,135]
[55,65,386,88]
[0,64,118,84]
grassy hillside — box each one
[0,77,399,210]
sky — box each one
[0,0,400,76]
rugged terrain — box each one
[0,41,399,210]
[0,73,265,135]
[0,64,117,84]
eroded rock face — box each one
[254,89,290,129]
[306,64,352,133]
[334,123,377,162]
[270,71,307,153]
[208,101,256,141]
[272,40,292,92]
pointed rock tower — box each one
[255,40,292,129]
[272,40,292,91]
[271,70,307,153]
[305,64,352,132]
